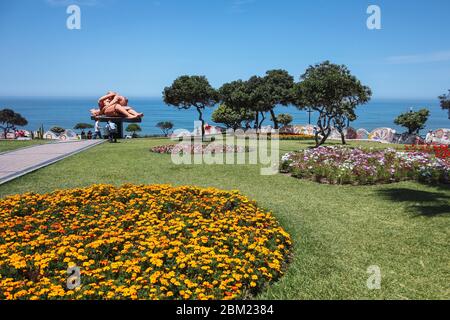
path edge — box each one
[0,140,105,185]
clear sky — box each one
[0,0,449,99]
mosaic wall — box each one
[280,125,450,144]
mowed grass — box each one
[0,138,448,300]
[0,140,48,153]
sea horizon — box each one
[1,96,448,136]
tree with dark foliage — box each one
[394,108,430,135]
[276,113,293,127]
[163,76,219,140]
[438,90,450,120]
[212,104,254,130]
[292,61,371,147]
[0,108,28,138]
[155,121,173,137]
[220,78,263,130]
[261,70,295,129]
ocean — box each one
[0,97,448,135]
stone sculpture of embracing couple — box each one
[90,91,144,120]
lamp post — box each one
[307,107,313,125]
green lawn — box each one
[0,140,48,153]
[0,138,448,299]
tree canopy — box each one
[219,79,262,129]
[50,127,65,134]
[0,108,28,137]
[219,76,274,130]
[212,104,254,130]
[276,113,293,127]
[292,61,371,146]
[219,80,254,112]
[74,123,94,130]
[438,90,450,119]
[126,124,142,133]
[156,121,174,137]
[163,75,219,139]
[261,70,295,129]
[394,108,430,135]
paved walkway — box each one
[0,140,104,185]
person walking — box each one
[93,120,102,139]
[106,121,118,143]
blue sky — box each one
[0,0,449,98]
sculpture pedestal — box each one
[91,116,142,139]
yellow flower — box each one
[0,184,291,300]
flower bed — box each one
[151,143,250,154]
[0,184,291,300]
[272,134,315,141]
[281,146,449,185]
[404,144,450,160]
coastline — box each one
[0,97,448,135]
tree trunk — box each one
[258,112,265,129]
[196,107,205,141]
[317,128,331,147]
[340,130,346,145]
[314,132,320,146]
[254,112,259,129]
[270,109,278,129]
[315,117,324,147]
[335,119,346,145]
[315,114,332,147]
[332,114,348,145]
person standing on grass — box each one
[106,120,118,143]
[93,120,102,139]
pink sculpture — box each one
[90,92,144,120]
